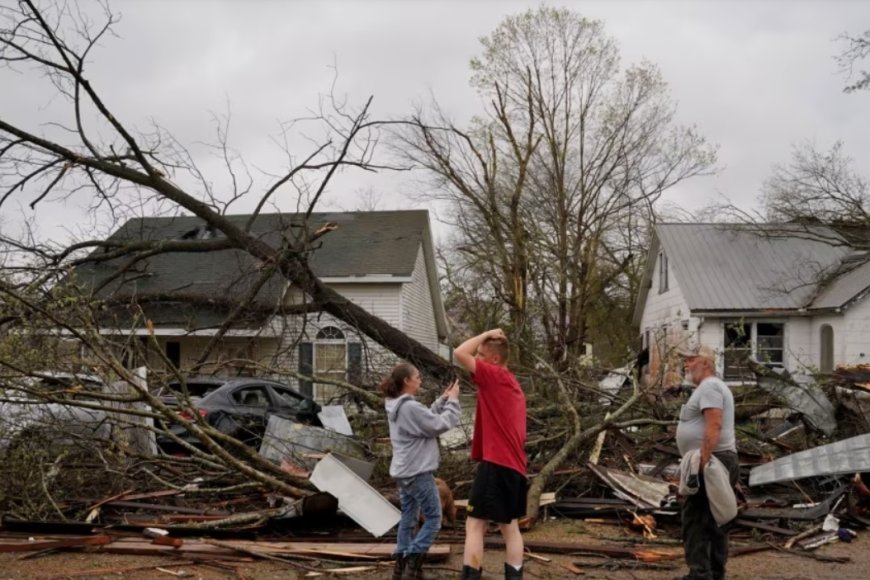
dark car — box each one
[156,377,322,453]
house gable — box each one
[401,245,440,351]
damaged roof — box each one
[74,211,436,330]
[634,223,870,323]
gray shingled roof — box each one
[75,211,431,328]
[654,224,864,312]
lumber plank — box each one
[0,534,113,552]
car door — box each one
[269,385,320,425]
[228,385,271,445]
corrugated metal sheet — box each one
[749,433,870,486]
[657,224,850,311]
[811,257,870,310]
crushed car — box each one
[156,376,322,453]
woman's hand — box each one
[442,380,460,401]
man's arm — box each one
[700,407,723,466]
[454,329,505,374]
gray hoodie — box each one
[385,394,460,479]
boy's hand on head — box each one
[487,328,506,340]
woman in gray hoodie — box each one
[382,363,461,580]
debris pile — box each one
[0,363,868,576]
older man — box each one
[675,345,738,580]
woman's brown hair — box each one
[379,363,417,398]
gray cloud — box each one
[2,0,868,243]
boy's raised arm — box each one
[454,328,505,374]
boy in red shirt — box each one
[454,329,527,580]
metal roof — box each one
[810,255,870,310]
[655,223,856,312]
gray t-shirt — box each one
[675,376,736,456]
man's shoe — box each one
[504,562,523,579]
[460,565,483,580]
[401,553,425,580]
[391,555,406,580]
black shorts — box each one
[467,461,528,524]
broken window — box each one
[723,321,786,381]
[724,323,751,381]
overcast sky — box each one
[3,0,869,245]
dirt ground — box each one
[0,520,866,579]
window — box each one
[272,386,308,412]
[165,341,181,369]
[232,386,269,407]
[723,323,751,381]
[316,327,345,340]
[723,321,785,381]
[314,326,346,403]
[820,325,834,374]
[756,323,784,365]
[658,252,669,294]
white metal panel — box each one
[310,453,401,537]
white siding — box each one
[400,245,440,351]
[639,254,700,386]
[269,282,403,400]
[639,252,693,333]
[843,295,870,366]
[808,315,842,367]
[698,319,722,352]
[784,317,812,371]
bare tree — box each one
[399,7,716,368]
[763,141,869,233]
[839,30,870,93]
[0,1,453,381]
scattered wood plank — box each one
[485,538,682,561]
[155,567,193,578]
[524,550,552,564]
[43,560,196,579]
[95,539,252,561]
[734,518,798,536]
[85,488,136,512]
[105,500,228,515]
[203,539,319,573]
[304,566,378,577]
[151,536,184,548]
[223,540,450,561]
[0,534,113,553]
[115,490,182,502]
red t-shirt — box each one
[471,360,527,476]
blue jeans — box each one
[395,471,442,556]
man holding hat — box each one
[675,344,739,580]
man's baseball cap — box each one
[675,344,717,360]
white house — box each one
[76,210,450,402]
[634,223,870,386]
